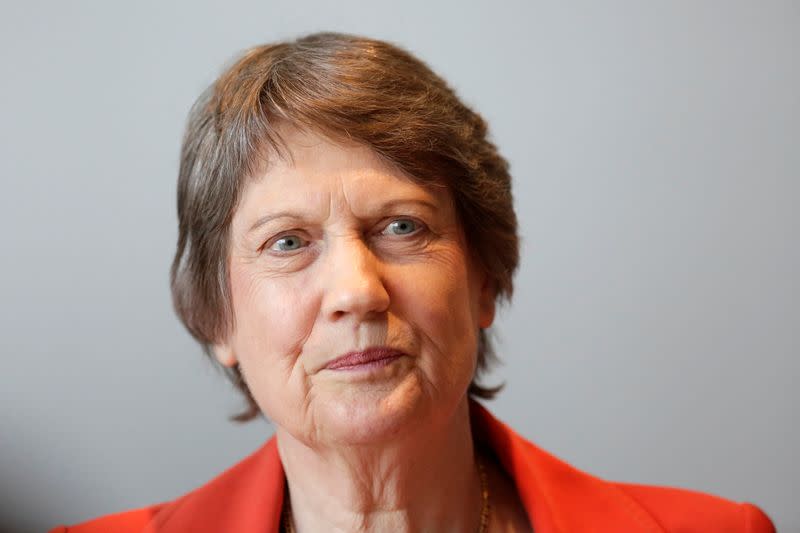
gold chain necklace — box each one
[282,457,491,533]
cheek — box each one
[390,252,480,378]
[228,265,318,389]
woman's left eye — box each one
[383,218,419,236]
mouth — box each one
[325,347,405,371]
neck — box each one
[276,396,483,532]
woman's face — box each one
[215,127,495,446]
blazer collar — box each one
[469,400,664,532]
[149,437,285,532]
[154,400,663,533]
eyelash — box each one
[263,217,426,254]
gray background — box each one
[1,1,797,532]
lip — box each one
[325,347,405,370]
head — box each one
[171,32,519,431]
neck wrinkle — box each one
[276,396,483,533]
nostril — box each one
[322,276,390,320]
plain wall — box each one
[1,1,797,531]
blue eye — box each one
[385,219,418,235]
[270,235,306,252]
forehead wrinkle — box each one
[325,173,352,228]
[240,130,449,236]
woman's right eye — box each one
[268,234,307,252]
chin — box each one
[317,377,429,446]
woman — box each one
[51,32,775,532]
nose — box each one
[320,236,390,322]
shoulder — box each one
[612,482,776,533]
[48,504,167,533]
[470,400,776,532]
[49,437,285,533]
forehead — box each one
[234,128,450,224]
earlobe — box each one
[478,276,496,329]
[212,342,237,368]
[479,297,496,329]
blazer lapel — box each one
[470,400,665,533]
[152,437,285,533]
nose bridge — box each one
[322,234,389,319]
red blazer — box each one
[50,401,775,532]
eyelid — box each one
[379,216,426,236]
[264,231,310,253]
[261,216,428,250]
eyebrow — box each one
[246,198,439,234]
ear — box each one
[477,273,496,329]
[211,342,237,368]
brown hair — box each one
[171,32,519,422]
